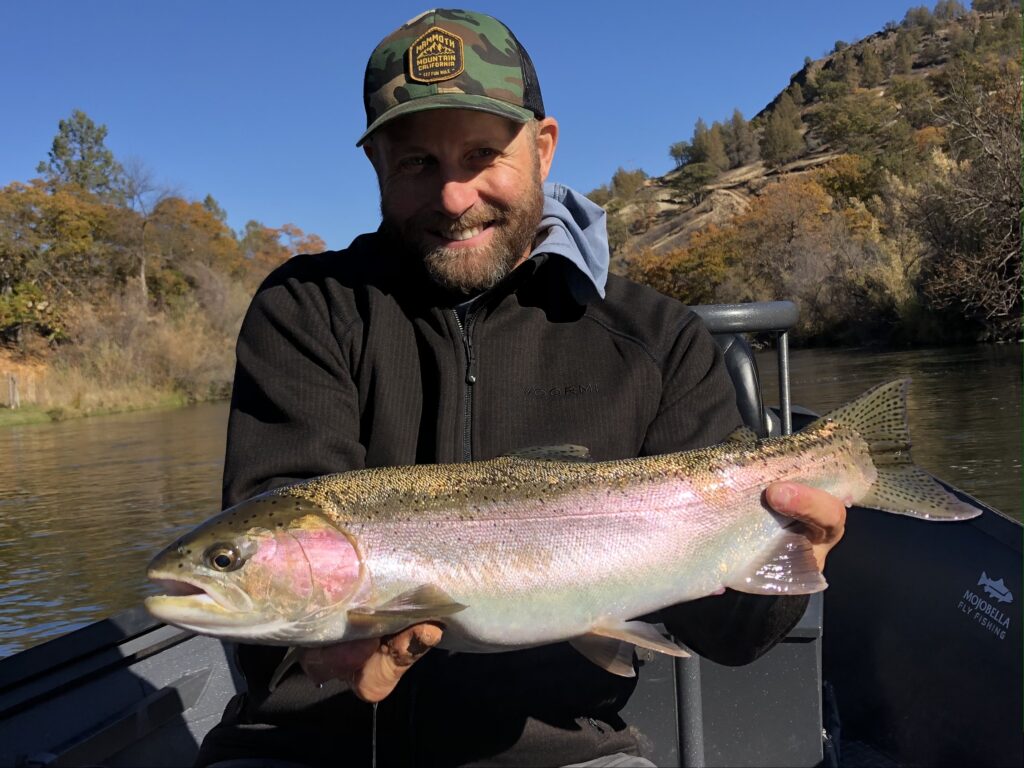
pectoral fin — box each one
[725,531,827,595]
[268,646,301,692]
[348,584,467,619]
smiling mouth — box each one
[430,221,497,243]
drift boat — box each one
[0,302,1019,767]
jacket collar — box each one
[530,183,610,304]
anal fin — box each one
[569,635,637,678]
[590,620,690,658]
[726,532,828,595]
[570,620,691,678]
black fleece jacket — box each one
[197,232,808,768]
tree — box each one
[971,0,1012,11]
[668,141,692,168]
[894,32,915,74]
[888,77,936,128]
[586,184,613,207]
[914,59,1022,338]
[610,167,647,200]
[723,109,759,167]
[203,194,228,223]
[37,110,125,202]
[704,123,730,171]
[860,47,885,87]
[672,162,719,205]
[834,50,861,87]
[774,92,802,129]
[759,109,804,167]
[903,6,937,33]
[934,0,967,20]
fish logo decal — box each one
[978,572,1013,604]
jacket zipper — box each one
[452,309,477,462]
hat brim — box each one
[356,94,534,146]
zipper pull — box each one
[465,334,477,385]
[466,346,477,387]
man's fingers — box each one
[765,482,846,534]
[298,624,443,700]
[765,482,847,570]
[387,622,445,666]
[352,623,443,703]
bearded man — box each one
[198,9,845,767]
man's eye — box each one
[398,156,430,172]
[471,148,499,160]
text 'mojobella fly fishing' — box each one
[146,379,980,678]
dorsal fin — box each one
[725,426,759,445]
[504,445,592,462]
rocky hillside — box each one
[598,0,1021,343]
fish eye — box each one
[204,544,243,572]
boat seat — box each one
[711,332,769,437]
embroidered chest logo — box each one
[524,384,600,399]
[408,27,464,83]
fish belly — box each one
[359,478,784,651]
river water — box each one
[0,345,1019,657]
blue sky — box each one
[2,1,929,249]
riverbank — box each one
[0,393,195,428]
[0,295,236,428]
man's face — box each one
[366,109,558,296]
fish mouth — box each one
[145,572,259,629]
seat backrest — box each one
[711,333,768,437]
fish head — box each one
[145,494,363,643]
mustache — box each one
[404,204,508,236]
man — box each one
[198,9,845,767]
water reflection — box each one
[0,403,228,656]
[755,344,1021,520]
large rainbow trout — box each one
[146,380,979,676]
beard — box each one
[382,178,545,297]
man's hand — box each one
[764,482,847,571]
[299,623,443,702]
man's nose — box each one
[436,166,479,218]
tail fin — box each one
[814,379,981,521]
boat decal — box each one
[977,572,1013,604]
[957,571,1015,641]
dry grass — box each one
[1,283,243,422]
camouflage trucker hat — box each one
[357,8,545,145]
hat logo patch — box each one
[408,27,464,83]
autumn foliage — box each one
[0,114,326,416]
[622,2,1021,343]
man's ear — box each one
[535,117,559,182]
